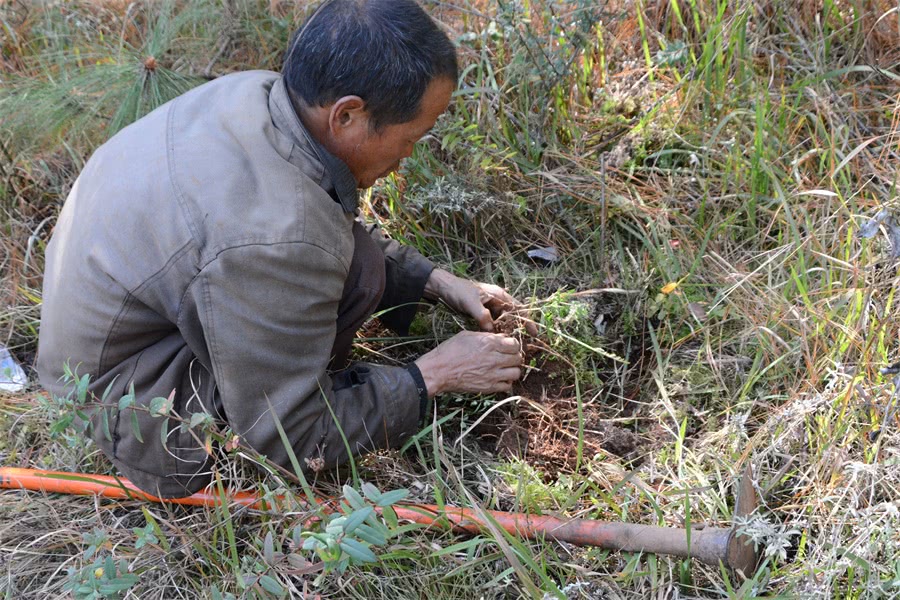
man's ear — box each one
[328,95,369,137]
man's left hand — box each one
[424,268,536,334]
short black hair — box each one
[283,0,458,131]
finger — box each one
[487,301,516,320]
[492,336,521,354]
[475,306,494,331]
[487,380,514,394]
[488,351,522,368]
[480,284,515,305]
[494,290,518,307]
[485,291,516,309]
[496,367,522,381]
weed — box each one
[64,555,139,600]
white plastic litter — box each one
[0,345,27,393]
[858,208,900,258]
[526,246,559,264]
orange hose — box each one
[0,467,265,507]
[0,467,736,567]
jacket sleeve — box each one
[188,241,421,473]
[364,222,435,335]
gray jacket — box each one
[37,71,433,497]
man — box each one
[37,0,526,498]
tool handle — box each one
[409,503,732,566]
[0,467,735,567]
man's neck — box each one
[286,88,339,159]
[282,82,361,212]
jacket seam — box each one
[99,293,137,374]
[98,240,193,373]
[130,240,194,297]
[166,98,203,244]
[197,239,349,275]
[200,274,220,412]
[176,238,350,321]
[175,240,351,389]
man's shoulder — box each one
[166,71,351,263]
[92,70,283,177]
[165,70,280,137]
[80,68,349,265]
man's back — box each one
[38,71,357,496]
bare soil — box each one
[476,314,646,473]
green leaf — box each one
[361,482,382,503]
[430,537,485,557]
[190,412,207,428]
[133,523,158,549]
[140,507,169,551]
[150,390,175,417]
[51,414,74,434]
[98,577,138,593]
[343,484,367,510]
[325,519,344,536]
[342,506,373,535]
[353,523,386,546]
[148,397,168,416]
[100,407,112,441]
[159,418,169,448]
[339,538,377,563]
[389,523,423,537]
[302,537,319,551]
[375,488,408,507]
[257,574,283,595]
[130,411,144,443]
[101,376,118,403]
[263,531,275,566]
[76,373,90,404]
[118,392,134,411]
[336,556,350,574]
[381,505,398,529]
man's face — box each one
[342,77,454,189]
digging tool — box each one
[0,465,759,573]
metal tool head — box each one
[726,464,760,575]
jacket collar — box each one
[268,76,359,214]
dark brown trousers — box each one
[330,221,386,370]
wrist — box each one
[414,353,445,398]
[423,268,456,301]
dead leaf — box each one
[687,302,707,321]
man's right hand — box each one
[414,331,523,398]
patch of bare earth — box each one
[476,314,645,474]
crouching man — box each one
[37,0,526,498]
